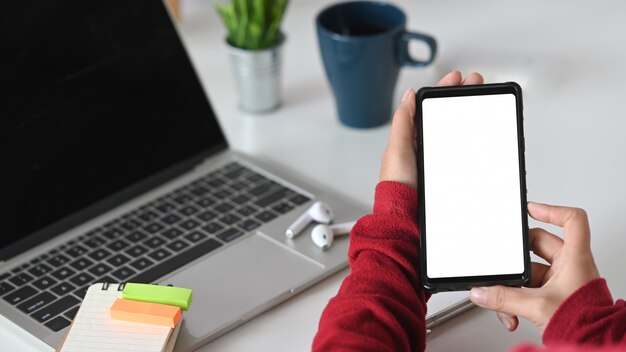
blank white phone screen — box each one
[422,94,524,278]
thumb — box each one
[470,286,533,319]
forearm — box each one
[312,181,428,352]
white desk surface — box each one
[3,0,626,351]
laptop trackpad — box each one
[164,234,324,346]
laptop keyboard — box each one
[0,162,310,332]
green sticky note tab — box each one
[122,283,193,311]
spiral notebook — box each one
[57,283,181,352]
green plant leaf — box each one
[215,0,288,49]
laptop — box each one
[0,0,471,350]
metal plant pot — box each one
[227,37,284,113]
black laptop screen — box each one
[0,1,226,260]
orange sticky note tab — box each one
[110,298,181,327]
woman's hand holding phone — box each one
[379,70,484,189]
[469,202,601,333]
[383,70,601,335]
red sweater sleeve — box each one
[511,278,626,352]
[312,181,428,352]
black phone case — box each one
[416,82,531,293]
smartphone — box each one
[416,82,530,292]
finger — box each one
[529,227,563,263]
[461,72,484,85]
[380,88,417,188]
[496,311,519,332]
[470,286,534,320]
[529,262,550,288]
[436,70,462,86]
[386,88,416,153]
[527,202,591,252]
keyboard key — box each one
[73,286,89,299]
[143,222,164,234]
[213,189,231,199]
[125,231,147,243]
[47,254,70,267]
[9,273,34,286]
[45,316,72,332]
[107,239,130,251]
[155,202,176,214]
[162,227,184,240]
[219,214,241,225]
[217,228,245,243]
[132,239,222,283]
[179,205,199,216]
[161,214,181,225]
[107,253,131,266]
[255,210,277,223]
[120,219,142,231]
[148,249,172,261]
[256,188,289,207]
[206,178,226,187]
[143,237,165,248]
[184,231,206,243]
[249,183,272,197]
[69,273,95,287]
[224,166,246,179]
[31,295,79,323]
[96,276,116,285]
[166,240,189,252]
[83,236,107,249]
[11,263,30,273]
[28,264,53,277]
[88,263,113,276]
[69,258,94,271]
[173,194,193,205]
[290,194,311,205]
[230,181,249,191]
[51,267,76,280]
[231,194,250,204]
[111,267,136,281]
[215,202,234,213]
[0,282,15,295]
[179,219,200,230]
[195,197,214,208]
[31,276,57,290]
[102,228,124,240]
[88,248,112,261]
[66,245,88,258]
[273,202,294,214]
[129,257,154,271]
[0,273,10,281]
[50,282,76,296]
[137,210,159,222]
[237,205,258,217]
[247,173,266,183]
[3,286,37,305]
[17,292,57,314]
[189,185,209,196]
[202,222,223,234]
[196,210,217,222]
[239,219,261,232]
[64,306,80,320]
[125,245,148,257]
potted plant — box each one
[216,0,289,113]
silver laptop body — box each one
[0,1,364,350]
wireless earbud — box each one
[311,221,357,250]
[285,201,334,239]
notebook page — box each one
[60,283,172,352]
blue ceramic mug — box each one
[316,1,437,128]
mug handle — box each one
[399,32,437,67]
